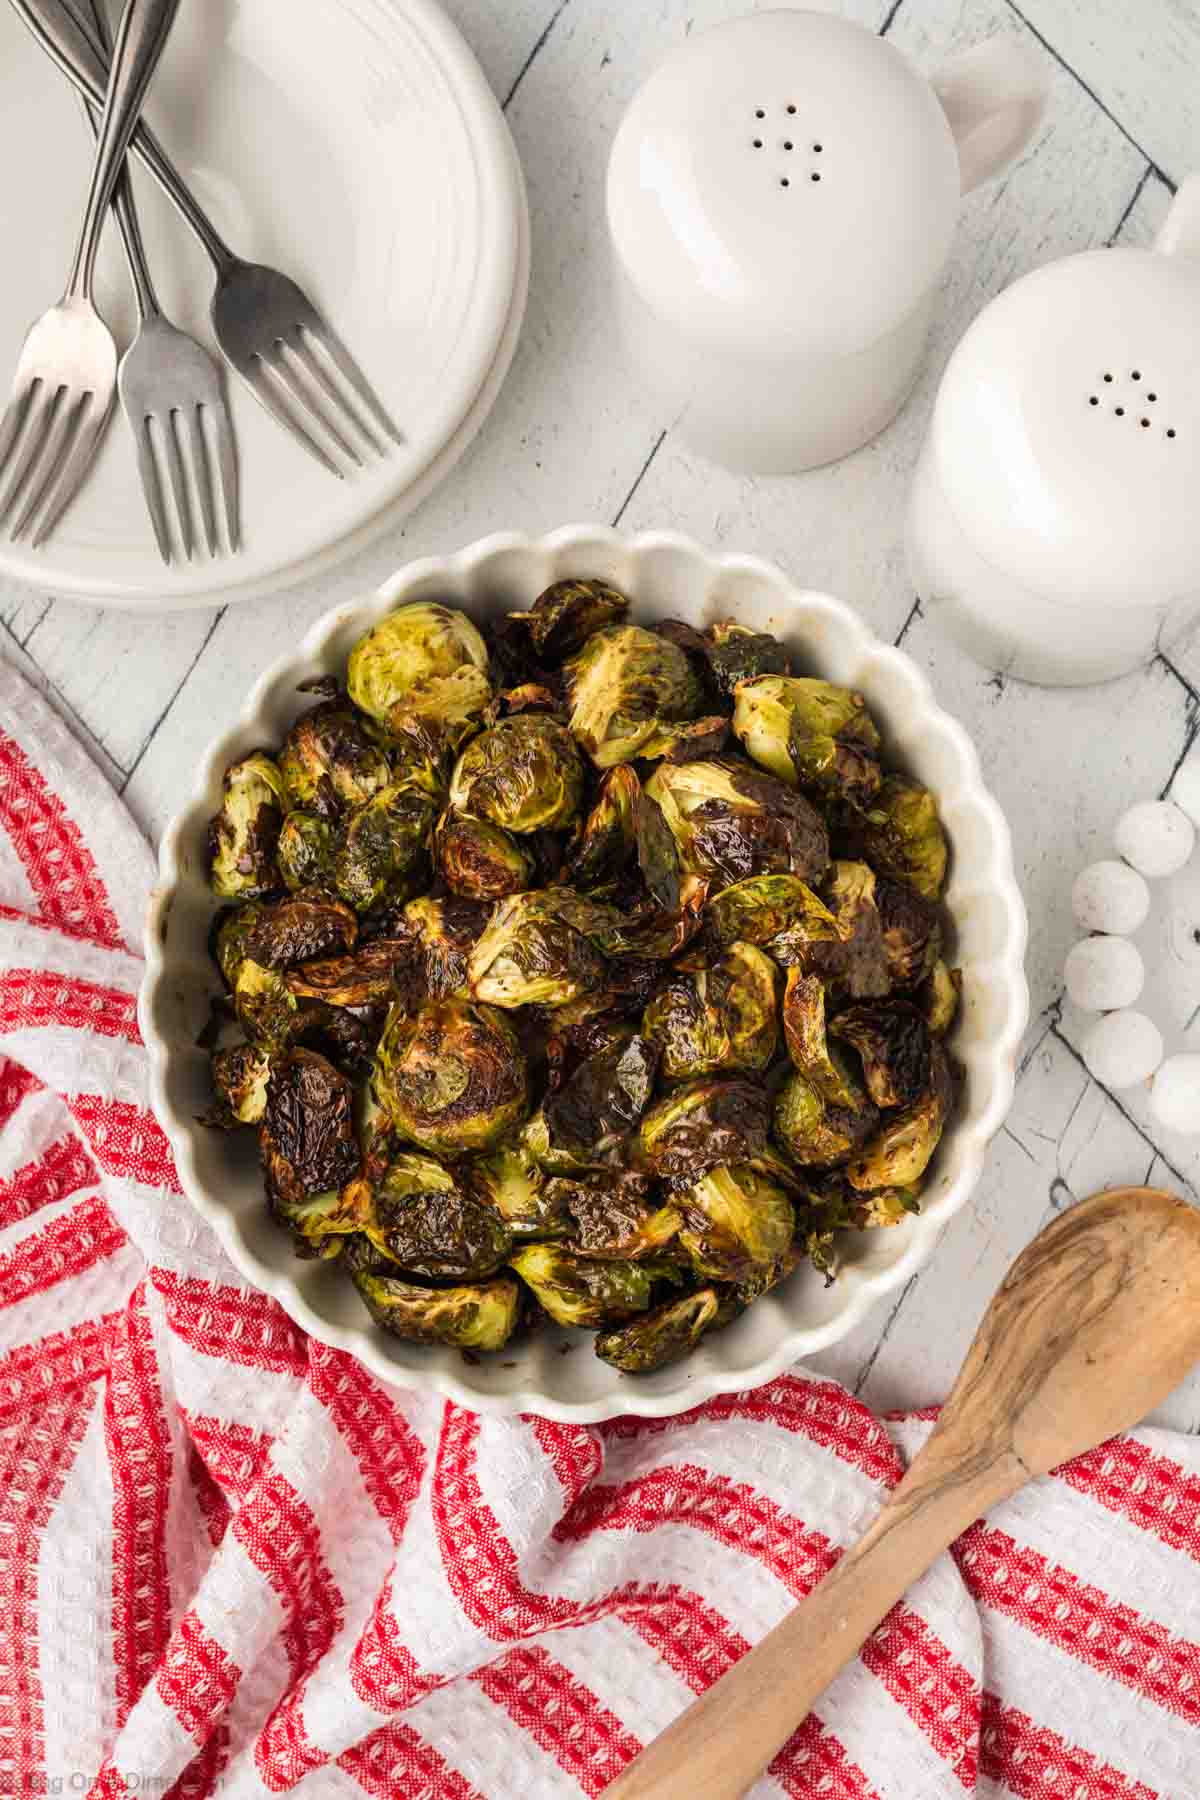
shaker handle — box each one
[932,37,1049,196]
[1156,173,1200,257]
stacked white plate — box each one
[0,0,529,609]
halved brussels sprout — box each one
[595,1287,727,1372]
[795,861,891,999]
[334,782,436,912]
[235,959,299,1051]
[279,702,392,817]
[554,1171,681,1260]
[465,1140,570,1239]
[245,892,358,969]
[830,1000,931,1110]
[643,758,829,892]
[564,624,704,768]
[875,876,942,990]
[527,1030,659,1169]
[402,895,491,1001]
[704,620,791,699]
[636,1077,772,1187]
[842,776,948,901]
[214,902,265,989]
[286,939,407,1007]
[347,602,492,748]
[676,1163,794,1282]
[781,970,863,1109]
[515,578,630,660]
[705,874,843,962]
[353,1268,520,1350]
[733,676,881,805]
[434,811,533,901]
[277,812,339,894]
[922,961,961,1036]
[208,1043,272,1126]
[846,1045,954,1191]
[261,1048,361,1204]
[270,1184,367,1255]
[509,1244,658,1328]
[362,1150,512,1280]
[468,890,608,1008]
[208,753,286,899]
[563,766,641,891]
[773,1069,878,1169]
[644,942,778,1079]
[449,715,585,833]
[372,998,528,1155]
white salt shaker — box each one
[605,10,1047,475]
[907,177,1200,685]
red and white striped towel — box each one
[0,655,1196,1800]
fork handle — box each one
[8,0,234,272]
[73,0,158,319]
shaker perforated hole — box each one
[1089,370,1179,440]
[751,107,825,187]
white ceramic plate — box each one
[141,527,1029,1421]
[0,0,527,609]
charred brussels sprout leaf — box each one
[847,1045,954,1191]
[637,1078,772,1188]
[434,811,534,901]
[468,890,609,1009]
[563,766,641,892]
[842,776,948,901]
[235,960,299,1051]
[335,782,436,912]
[450,715,585,835]
[372,998,528,1155]
[595,1287,726,1372]
[286,939,406,1007]
[643,758,829,892]
[347,602,492,747]
[564,624,704,768]
[465,1140,569,1239]
[704,620,791,699]
[261,1049,360,1205]
[509,1244,658,1328]
[363,1151,512,1279]
[402,895,491,1001]
[705,874,843,962]
[277,812,339,894]
[773,1069,878,1170]
[922,961,962,1036]
[245,892,357,969]
[534,1031,660,1166]
[877,876,943,990]
[793,862,890,999]
[208,1044,271,1127]
[516,578,630,660]
[830,1000,931,1110]
[279,702,392,817]
[644,942,778,1079]
[733,676,881,805]
[554,1171,681,1260]
[353,1269,520,1350]
[208,753,285,899]
[782,971,863,1110]
[677,1163,794,1282]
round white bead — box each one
[1080,1010,1164,1089]
[1113,800,1195,878]
[1071,860,1151,935]
[1170,757,1200,829]
[1149,1053,1200,1135]
[1063,935,1144,1012]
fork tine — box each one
[183,406,218,556]
[240,358,346,480]
[27,399,111,548]
[292,330,386,458]
[301,316,401,445]
[11,391,87,542]
[161,411,193,561]
[0,384,62,523]
[134,414,173,564]
[0,380,36,483]
[209,402,240,552]
[270,343,364,469]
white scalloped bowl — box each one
[140,527,1028,1422]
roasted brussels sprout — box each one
[705,874,843,962]
[773,1069,878,1169]
[402,895,491,1001]
[261,1049,360,1205]
[270,1184,367,1255]
[514,578,630,660]
[564,624,704,768]
[644,942,778,1079]
[846,1045,954,1191]
[842,776,948,901]
[208,1043,271,1126]
[353,1268,520,1349]
[642,758,830,892]
[347,602,491,746]
[733,676,881,805]
[361,1151,512,1279]
[526,1030,659,1169]
[335,782,436,912]
[508,1244,658,1328]
[637,1077,772,1187]
[922,961,961,1036]
[279,702,392,817]
[830,1000,931,1110]
[286,939,406,1007]
[876,876,942,990]
[234,959,299,1051]
[595,1287,727,1372]
[468,890,609,1008]
[449,715,585,833]
[563,766,641,891]
[277,812,339,894]
[796,861,891,999]
[372,998,528,1155]
[208,753,286,899]
[704,620,791,699]
[244,892,357,969]
[434,811,533,901]
[547,1169,680,1259]
[214,902,265,989]
[676,1163,794,1282]
[465,1140,569,1239]
[781,971,863,1110]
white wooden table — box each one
[3,0,1199,1430]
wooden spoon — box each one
[604,1187,1200,1800]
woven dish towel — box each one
[0,657,1196,1800]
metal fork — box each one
[0,0,181,546]
[11,0,402,479]
[72,0,237,559]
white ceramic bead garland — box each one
[1067,780,1200,1132]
